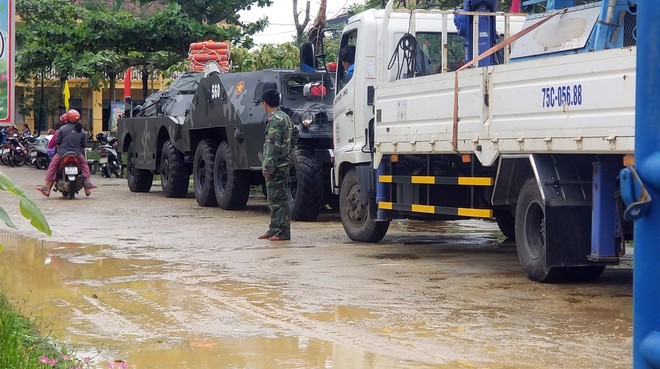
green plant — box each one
[0,170,52,252]
[0,293,93,369]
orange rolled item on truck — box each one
[189,41,228,51]
[188,40,231,72]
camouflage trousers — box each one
[265,166,291,239]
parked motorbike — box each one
[0,135,29,167]
[96,132,121,178]
[53,152,84,199]
[27,136,50,169]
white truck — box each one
[332,0,637,282]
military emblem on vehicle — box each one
[235,81,245,95]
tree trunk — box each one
[293,0,311,45]
[308,0,327,56]
[141,65,149,99]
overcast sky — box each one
[239,0,361,45]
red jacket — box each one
[47,131,58,149]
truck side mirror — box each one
[300,42,316,72]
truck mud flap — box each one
[532,154,598,268]
[545,205,593,267]
[355,165,381,221]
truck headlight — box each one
[301,111,314,128]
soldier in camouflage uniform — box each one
[258,89,294,241]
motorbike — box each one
[0,136,29,167]
[27,136,50,169]
[96,132,121,178]
[53,152,85,199]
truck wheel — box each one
[287,148,324,221]
[494,208,516,240]
[213,141,249,210]
[193,139,218,207]
[515,178,566,282]
[126,141,153,192]
[160,139,189,198]
[339,168,389,243]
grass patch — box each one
[0,291,94,369]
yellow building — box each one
[15,70,168,136]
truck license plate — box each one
[64,166,78,175]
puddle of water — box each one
[303,306,381,322]
[0,232,631,369]
[0,233,511,369]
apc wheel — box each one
[494,208,516,240]
[160,139,189,198]
[213,141,249,210]
[515,178,566,282]
[193,139,218,207]
[126,141,153,192]
[287,148,324,221]
[339,168,389,243]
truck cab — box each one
[333,4,522,242]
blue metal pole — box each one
[634,2,660,368]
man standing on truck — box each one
[258,89,293,241]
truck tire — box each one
[494,208,516,240]
[193,139,218,207]
[126,141,153,192]
[515,178,565,282]
[287,148,324,221]
[339,168,389,243]
[213,141,249,210]
[160,139,189,198]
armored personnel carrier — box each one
[117,66,335,221]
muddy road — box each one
[0,165,632,368]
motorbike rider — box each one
[47,114,67,157]
[36,109,96,197]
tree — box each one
[231,43,299,72]
[17,0,276,119]
[16,0,80,129]
[167,0,271,27]
[306,0,326,62]
[292,0,310,45]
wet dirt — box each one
[0,166,632,368]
